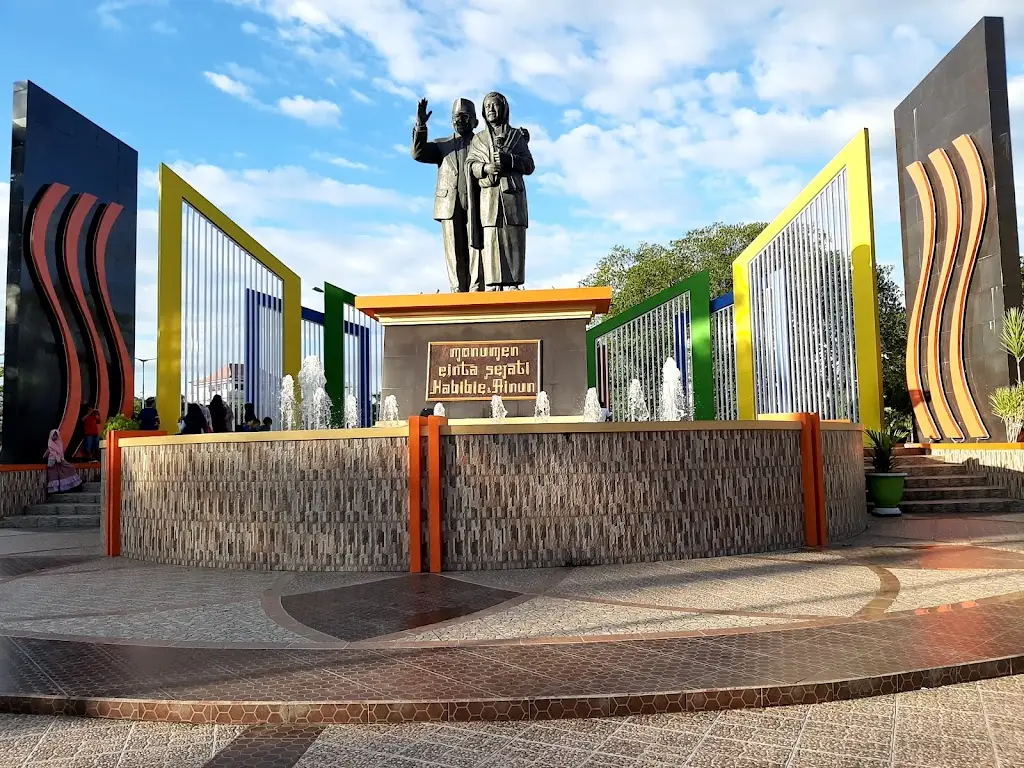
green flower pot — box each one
[866,473,907,517]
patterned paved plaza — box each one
[3,676,1024,767]
[2,512,1024,764]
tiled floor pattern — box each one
[2,675,1024,766]
[1,517,1024,726]
[4,517,1024,648]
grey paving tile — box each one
[891,735,998,768]
[682,736,792,767]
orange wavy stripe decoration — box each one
[904,162,941,441]
[28,183,83,449]
[949,134,990,439]
[62,194,112,428]
[926,148,965,441]
[91,203,134,416]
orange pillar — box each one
[759,414,827,547]
[104,430,163,557]
[407,416,424,573]
[426,416,447,574]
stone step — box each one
[865,466,973,479]
[0,514,100,529]
[901,485,1007,501]
[46,493,100,505]
[898,498,1024,515]
[16,503,100,517]
[898,456,970,468]
[865,446,929,457]
[81,482,101,494]
[904,474,992,489]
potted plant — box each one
[990,384,1024,442]
[866,423,910,517]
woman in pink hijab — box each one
[44,430,83,494]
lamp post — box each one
[137,358,154,404]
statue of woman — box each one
[467,92,535,290]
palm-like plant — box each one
[866,424,910,474]
[990,384,1024,442]
[1000,307,1024,383]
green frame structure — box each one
[586,271,714,420]
[322,281,355,414]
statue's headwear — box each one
[451,98,476,118]
[482,91,509,123]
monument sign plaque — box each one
[426,340,541,400]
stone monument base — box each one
[356,288,612,419]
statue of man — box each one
[410,97,483,292]
[467,91,535,290]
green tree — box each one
[580,222,767,317]
[876,264,911,417]
[582,224,912,416]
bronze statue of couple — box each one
[410,93,534,292]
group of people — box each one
[178,396,273,435]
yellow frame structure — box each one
[156,164,302,428]
[732,129,883,433]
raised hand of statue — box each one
[416,98,432,127]
[482,162,500,177]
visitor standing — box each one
[44,430,83,493]
[179,404,207,435]
[208,395,230,433]
[243,403,260,431]
[138,398,160,431]
[81,409,101,461]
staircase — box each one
[0,481,101,529]
[865,447,1024,515]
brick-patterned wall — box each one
[0,465,101,520]
[441,428,806,570]
[0,470,47,519]
[821,428,867,542]
[932,449,1024,499]
[119,438,409,571]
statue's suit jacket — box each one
[410,126,470,222]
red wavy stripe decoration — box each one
[28,184,82,448]
[62,193,112,427]
[91,203,133,416]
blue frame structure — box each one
[244,289,374,427]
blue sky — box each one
[3,0,1024,397]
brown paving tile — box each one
[280,574,520,642]
[201,724,323,767]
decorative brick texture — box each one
[0,466,100,521]
[933,448,1024,499]
[822,428,868,541]
[441,428,806,570]
[119,438,409,571]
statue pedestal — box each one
[356,288,612,419]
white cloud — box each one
[241,20,260,34]
[223,62,267,84]
[150,19,176,34]
[311,153,371,171]
[145,162,422,222]
[561,109,582,125]
[96,0,165,30]
[203,71,257,104]
[371,78,417,101]
[349,89,373,105]
[276,95,341,127]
